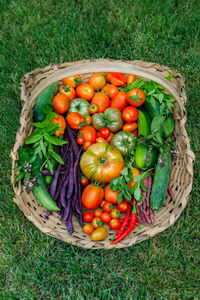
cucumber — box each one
[33,82,59,122]
[144,97,161,118]
[137,108,152,137]
[150,149,171,211]
[135,143,158,170]
[161,116,175,139]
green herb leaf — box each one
[18,148,30,164]
[141,182,148,192]
[134,187,141,201]
[49,150,64,165]
[15,171,25,183]
[25,132,42,145]
[151,115,165,132]
[14,165,23,171]
[166,72,173,81]
[44,133,67,146]
[117,192,123,203]
[132,175,141,182]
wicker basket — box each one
[10,59,195,249]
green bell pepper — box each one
[92,107,123,133]
[111,131,137,156]
[68,98,89,117]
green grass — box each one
[0,0,200,299]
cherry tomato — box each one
[83,211,94,223]
[128,168,140,189]
[52,114,66,136]
[110,91,127,111]
[127,88,145,107]
[76,83,94,101]
[103,201,113,212]
[100,200,106,208]
[109,218,121,230]
[110,208,120,219]
[94,209,103,218]
[83,140,93,150]
[66,112,84,130]
[117,201,129,213]
[62,75,82,88]
[91,93,110,113]
[53,93,69,114]
[83,224,94,235]
[101,212,111,223]
[122,122,138,132]
[84,115,92,125]
[96,137,109,144]
[132,131,138,136]
[88,73,106,91]
[103,84,119,98]
[99,127,111,139]
[119,218,123,223]
[92,217,103,228]
[82,184,104,209]
[105,185,118,204]
[106,72,127,86]
[107,132,114,143]
[80,177,89,186]
[122,106,139,123]
[59,85,76,101]
[88,104,99,114]
[77,136,84,145]
[79,126,97,143]
[127,74,136,84]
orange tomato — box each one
[96,137,108,144]
[53,94,69,114]
[92,217,103,228]
[59,85,76,101]
[88,104,99,114]
[103,84,119,98]
[127,88,145,107]
[105,185,119,204]
[110,91,128,111]
[84,115,92,125]
[77,136,84,145]
[122,106,139,123]
[109,219,120,230]
[106,72,127,86]
[88,73,106,91]
[62,75,82,88]
[79,126,97,143]
[110,209,120,219]
[127,74,136,84]
[94,209,103,218]
[83,224,94,235]
[76,83,94,101]
[66,112,84,130]
[52,114,66,136]
[81,184,104,209]
[107,132,114,143]
[101,212,111,223]
[83,140,93,150]
[128,168,140,189]
[91,93,110,113]
[122,122,138,132]
[103,201,113,212]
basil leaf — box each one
[44,133,67,146]
[134,187,141,201]
[50,150,64,165]
[132,175,141,182]
[15,171,25,183]
[25,133,42,145]
[121,168,128,176]
[117,192,123,204]
[155,131,163,144]
[14,165,23,171]
[151,115,165,132]
[130,183,137,195]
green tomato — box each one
[111,131,137,156]
[135,143,158,170]
[45,175,53,185]
[68,98,89,117]
[92,107,123,133]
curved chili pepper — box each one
[114,204,131,239]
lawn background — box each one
[0,0,199,299]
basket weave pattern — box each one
[10,59,195,249]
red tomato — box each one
[127,74,136,84]
[80,177,89,186]
[83,211,94,223]
[91,93,110,113]
[94,209,103,218]
[85,115,92,125]
[62,75,82,88]
[132,131,138,136]
[83,224,94,235]
[119,218,123,223]
[76,83,94,101]
[77,137,84,145]
[128,168,140,189]
[53,94,69,114]
[59,85,76,101]
[103,84,119,98]
[79,126,97,143]
[101,212,111,223]
[52,114,66,136]
[83,140,93,150]
[88,104,99,114]
[99,127,111,139]
[109,218,120,230]
[110,91,128,111]
[127,88,145,107]
[66,112,84,130]
[110,209,120,219]
[106,73,127,86]
[96,137,108,144]
[122,122,138,132]
[105,185,118,204]
[117,202,129,213]
[88,73,106,91]
[92,217,103,228]
[82,184,104,209]
[103,201,113,212]
[122,106,139,123]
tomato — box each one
[122,122,138,132]
[110,209,120,219]
[106,73,127,86]
[132,131,138,136]
[94,209,103,218]
[122,106,139,123]
[89,104,99,114]
[84,115,92,125]
[77,136,84,145]
[83,211,94,223]
[92,217,103,228]
[53,94,69,114]
[80,177,89,186]
[127,74,136,84]
[62,75,82,88]
[107,132,114,143]
[76,83,94,101]
[117,201,129,213]
[66,112,84,130]
[81,184,104,209]
[103,201,113,212]
[91,226,108,241]
[128,168,140,189]
[91,93,110,113]
[100,200,106,208]
[101,212,111,223]
[109,219,120,230]
[127,88,145,107]
[83,224,94,235]
[99,127,110,139]
[110,91,128,111]
[52,114,66,136]
[79,126,96,143]
[96,137,108,144]
[88,73,106,91]
[80,143,124,183]
[59,85,76,101]
[119,218,123,223]
[105,185,118,204]
[83,140,93,150]
[103,84,119,98]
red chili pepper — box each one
[111,203,137,245]
[114,204,131,239]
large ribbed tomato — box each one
[80,143,124,183]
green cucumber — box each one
[150,149,171,211]
[135,143,158,170]
[33,82,59,122]
[137,108,152,137]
